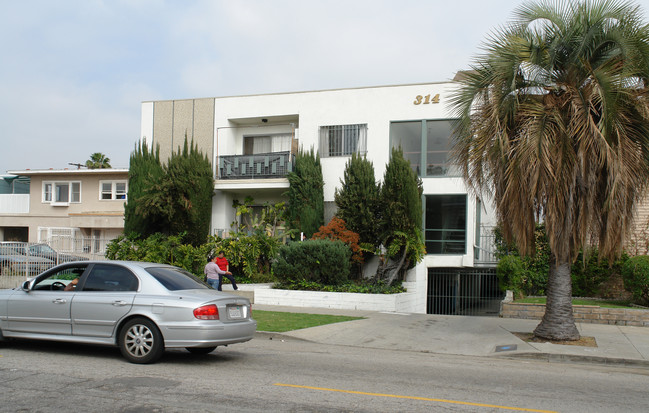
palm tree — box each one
[85,152,111,169]
[451,0,649,340]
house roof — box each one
[6,168,128,177]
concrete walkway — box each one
[253,304,649,367]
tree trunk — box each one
[533,260,580,341]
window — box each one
[100,180,128,200]
[32,264,89,291]
[243,134,292,155]
[319,124,367,157]
[390,119,458,177]
[83,264,139,292]
[146,267,209,291]
[390,121,422,174]
[43,181,81,204]
[425,195,466,254]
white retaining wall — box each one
[254,288,419,312]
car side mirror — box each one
[21,280,31,291]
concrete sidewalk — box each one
[253,304,649,367]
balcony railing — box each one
[218,151,294,180]
[474,226,497,266]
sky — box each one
[3,0,649,173]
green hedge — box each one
[272,239,351,286]
[621,255,649,306]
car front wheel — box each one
[119,317,164,364]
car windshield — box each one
[146,267,209,291]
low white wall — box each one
[254,288,419,312]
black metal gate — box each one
[427,268,504,316]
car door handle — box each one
[53,298,67,304]
[112,300,128,306]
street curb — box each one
[254,332,649,368]
[254,331,310,342]
[499,352,649,367]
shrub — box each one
[105,233,209,276]
[496,255,546,298]
[495,224,625,298]
[275,279,405,294]
[207,233,280,283]
[571,249,627,297]
[311,217,363,265]
[621,255,649,306]
[272,239,351,286]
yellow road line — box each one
[274,383,557,413]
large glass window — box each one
[319,124,367,157]
[390,119,457,177]
[425,195,466,254]
[426,120,456,176]
[390,121,422,175]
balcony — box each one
[0,194,29,214]
[218,151,294,180]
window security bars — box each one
[319,124,367,157]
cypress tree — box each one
[377,147,425,281]
[380,147,422,237]
[124,140,164,237]
[334,152,381,248]
[164,138,214,245]
[125,137,213,246]
[286,147,324,239]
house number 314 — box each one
[413,94,440,105]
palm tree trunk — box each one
[533,260,580,341]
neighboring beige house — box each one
[0,168,128,255]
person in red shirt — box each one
[215,251,238,291]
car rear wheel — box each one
[186,346,217,355]
[119,317,164,364]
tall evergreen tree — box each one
[376,147,425,283]
[125,138,213,246]
[334,152,381,248]
[134,137,213,246]
[286,147,324,239]
[124,141,164,237]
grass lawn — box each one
[253,310,364,332]
[515,297,634,308]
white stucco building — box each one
[140,80,500,314]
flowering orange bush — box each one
[311,217,363,264]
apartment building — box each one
[141,81,499,314]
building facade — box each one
[141,81,500,314]
[0,169,128,256]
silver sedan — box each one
[0,261,256,363]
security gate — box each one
[427,268,504,316]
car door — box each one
[71,263,138,338]
[6,264,89,335]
